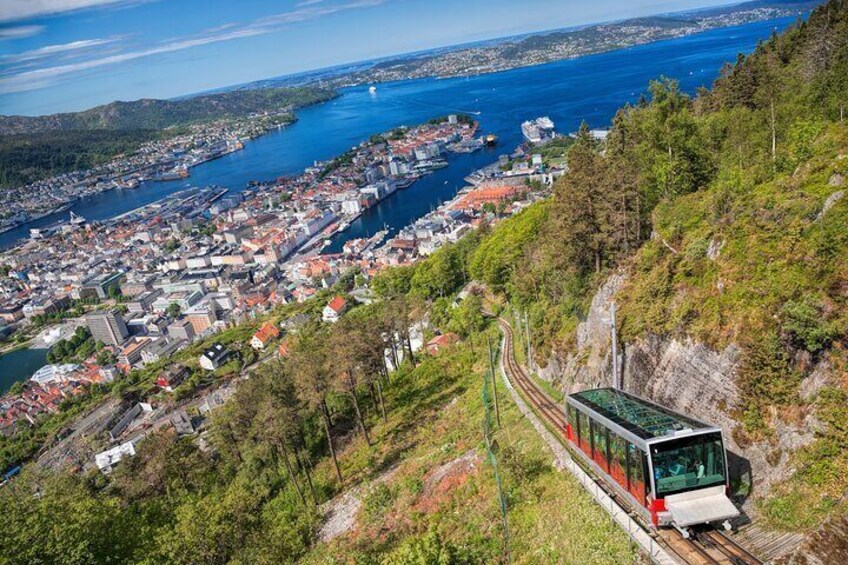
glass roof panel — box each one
[570,388,707,440]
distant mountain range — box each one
[0,86,337,136]
[0,0,820,191]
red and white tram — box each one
[565,388,739,532]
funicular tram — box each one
[564,388,739,533]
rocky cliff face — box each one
[544,272,820,512]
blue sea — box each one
[0,17,795,254]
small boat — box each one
[484,134,498,147]
[369,85,377,94]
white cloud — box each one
[0,28,264,93]
[0,24,45,39]
[0,0,389,93]
[3,37,118,63]
[0,0,150,23]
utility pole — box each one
[610,302,619,390]
[487,335,501,429]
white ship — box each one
[521,116,556,144]
[69,211,86,226]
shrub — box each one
[781,299,834,353]
[737,330,802,434]
[362,482,395,524]
[383,529,469,565]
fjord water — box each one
[0,17,795,250]
[0,348,47,394]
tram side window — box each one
[627,442,647,505]
[609,434,628,491]
[567,405,576,431]
[592,421,609,468]
[577,412,590,449]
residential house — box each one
[322,296,348,323]
[250,322,280,350]
[156,366,189,392]
[199,343,230,371]
[426,333,460,356]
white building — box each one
[299,210,336,237]
[199,343,230,371]
[95,441,136,473]
[342,199,363,215]
[30,363,80,386]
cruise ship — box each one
[521,116,556,144]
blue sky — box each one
[0,0,742,116]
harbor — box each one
[0,17,793,250]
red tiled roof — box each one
[426,332,460,355]
[253,321,280,344]
[327,296,347,313]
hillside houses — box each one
[251,322,280,350]
[322,296,348,323]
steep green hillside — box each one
[0,129,158,188]
[466,0,848,532]
[2,3,848,560]
[0,275,635,563]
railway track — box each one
[496,318,762,565]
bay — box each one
[0,17,795,252]
[0,348,47,394]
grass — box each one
[300,325,635,563]
[530,372,564,403]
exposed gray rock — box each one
[547,273,821,514]
[829,173,845,187]
[536,354,562,383]
[816,189,844,222]
[707,237,725,260]
[318,465,400,542]
[622,335,741,432]
[800,359,833,402]
[560,272,626,393]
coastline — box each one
[0,17,795,253]
[0,90,344,240]
[318,9,810,90]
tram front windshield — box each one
[650,432,726,496]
